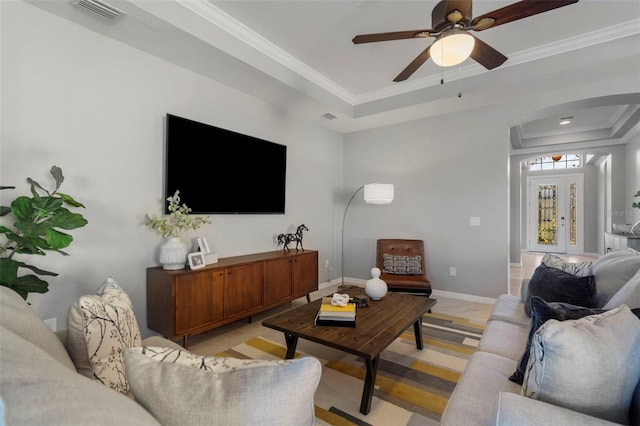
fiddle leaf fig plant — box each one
[0,166,88,300]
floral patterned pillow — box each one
[127,346,291,371]
[66,278,141,393]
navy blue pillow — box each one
[509,296,606,385]
[524,264,596,318]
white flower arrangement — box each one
[145,190,211,238]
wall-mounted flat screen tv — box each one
[165,114,287,214]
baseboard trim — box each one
[430,289,496,305]
[325,278,496,304]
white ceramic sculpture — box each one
[365,267,388,300]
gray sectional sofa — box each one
[0,282,321,425]
[441,249,640,426]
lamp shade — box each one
[431,32,475,67]
[364,183,394,205]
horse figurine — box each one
[277,224,308,252]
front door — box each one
[527,174,583,254]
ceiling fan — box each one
[352,0,579,82]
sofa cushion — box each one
[603,267,640,310]
[66,277,141,393]
[478,320,529,361]
[522,305,640,424]
[524,264,596,317]
[593,248,640,307]
[509,297,606,385]
[124,346,322,426]
[496,392,621,426]
[0,286,76,371]
[382,253,422,275]
[0,325,160,426]
[488,294,531,328]
[541,253,593,277]
[440,351,521,426]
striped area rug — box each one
[217,312,484,426]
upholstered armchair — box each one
[376,239,432,296]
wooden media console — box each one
[147,249,318,347]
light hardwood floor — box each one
[188,251,599,357]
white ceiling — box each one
[29,0,640,150]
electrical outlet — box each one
[44,317,57,332]
[449,267,456,277]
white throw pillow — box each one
[603,267,640,310]
[522,305,640,424]
[66,277,141,393]
[124,346,322,426]
[592,249,640,307]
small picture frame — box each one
[188,252,206,270]
[197,237,210,254]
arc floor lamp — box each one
[341,183,394,287]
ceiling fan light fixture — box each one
[431,32,475,67]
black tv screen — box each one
[165,114,287,214]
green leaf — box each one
[50,166,64,191]
[0,225,13,234]
[0,258,19,282]
[0,206,11,216]
[14,260,58,276]
[32,196,63,213]
[45,208,88,230]
[11,196,34,221]
[45,228,73,250]
[57,192,85,208]
[27,177,48,197]
[9,234,47,255]
[15,221,48,238]
[3,275,49,299]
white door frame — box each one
[527,174,584,254]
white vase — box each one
[159,237,188,270]
[365,267,388,300]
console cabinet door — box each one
[224,263,263,316]
[292,252,318,296]
[264,257,293,305]
[174,271,224,334]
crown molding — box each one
[172,1,640,108]
[174,0,357,104]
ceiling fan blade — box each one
[471,0,579,31]
[469,36,508,70]
[352,30,434,44]
[394,46,432,82]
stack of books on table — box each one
[315,297,356,327]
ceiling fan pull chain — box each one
[458,64,462,98]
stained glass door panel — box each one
[529,178,566,253]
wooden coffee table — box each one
[262,286,437,415]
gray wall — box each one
[343,107,511,298]
[1,1,343,336]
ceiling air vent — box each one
[70,0,125,23]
